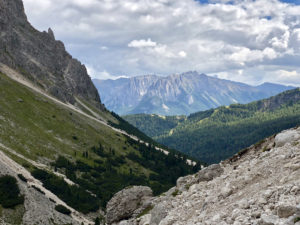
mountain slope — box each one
[93,72,294,115]
[0,0,102,109]
[0,0,200,224]
[124,88,300,163]
[111,127,300,225]
[0,64,199,224]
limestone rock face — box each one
[114,127,300,225]
[0,0,102,109]
[106,186,153,224]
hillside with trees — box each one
[124,88,300,163]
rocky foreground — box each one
[107,127,300,225]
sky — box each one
[22,0,300,86]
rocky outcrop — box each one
[114,127,300,225]
[0,0,103,109]
[275,129,300,147]
[106,186,153,224]
[0,151,82,225]
[196,163,224,182]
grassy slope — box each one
[0,72,137,170]
[0,72,198,210]
[124,88,300,164]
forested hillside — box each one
[124,88,300,163]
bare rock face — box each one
[275,128,300,147]
[106,186,153,225]
[114,127,300,225]
[0,0,103,109]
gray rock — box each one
[0,0,103,110]
[258,214,277,225]
[138,214,151,225]
[150,202,169,225]
[197,164,224,182]
[176,174,195,191]
[275,130,300,147]
[221,186,233,198]
[277,205,297,218]
[106,186,153,225]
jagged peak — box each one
[0,0,103,110]
[47,28,55,40]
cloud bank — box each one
[23,0,300,86]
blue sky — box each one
[23,0,300,86]
[280,0,300,4]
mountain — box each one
[124,88,300,163]
[0,1,199,224]
[93,72,294,115]
[0,0,102,109]
[105,127,300,225]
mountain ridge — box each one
[0,0,102,110]
[93,71,295,115]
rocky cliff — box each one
[93,72,294,116]
[0,0,102,109]
[108,127,300,225]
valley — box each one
[124,88,300,163]
[0,0,299,224]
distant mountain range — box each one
[124,88,300,163]
[93,72,295,115]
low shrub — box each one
[31,185,45,195]
[0,175,24,208]
[171,189,181,197]
[17,174,27,182]
[137,205,154,218]
[55,204,71,215]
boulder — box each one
[197,164,224,182]
[275,130,300,147]
[258,214,277,225]
[138,214,151,225]
[150,202,169,225]
[106,186,153,225]
[277,205,297,218]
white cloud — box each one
[128,39,157,48]
[22,0,300,85]
[274,70,300,86]
[87,66,129,80]
[100,46,108,50]
[178,51,187,58]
